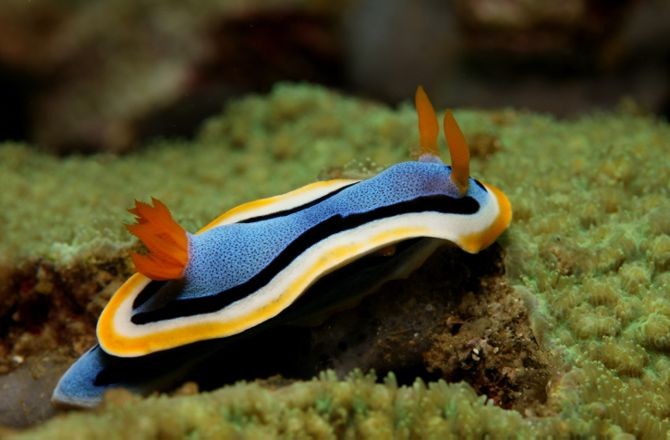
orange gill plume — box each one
[126,197,189,280]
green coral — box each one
[15,372,562,439]
[3,83,670,437]
[0,85,409,266]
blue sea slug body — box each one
[52,87,511,407]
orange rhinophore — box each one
[126,197,189,280]
[415,85,440,157]
[414,87,470,195]
[443,110,470,195]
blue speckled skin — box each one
[174,160,489,300]
[52,342,223,407]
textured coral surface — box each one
[2,84,670,437]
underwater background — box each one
[1,0,670,438]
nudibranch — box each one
[53,87,511,406]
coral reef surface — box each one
[1,83,670,437]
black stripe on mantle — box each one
[239,182,358,224]
[130,194,480,324]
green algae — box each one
[3,83,670,437]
